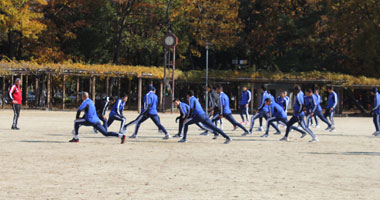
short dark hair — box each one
[294,85,301,91]
[187,90,195,96]
[305,89,313,93]
[264,98,272,103]
[109,97,115,101]
[173,98,180,102]
[242,85,247,88]
[327,86,333,90]
[261,85,267,91]
[216,84,223,90]
[122,93,128,98]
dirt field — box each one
[0,110,379,200]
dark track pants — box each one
[240,105,249,122]
[265,117,305,135]
[374,113,380,132]
[183,113,229,140]
[12,104,21,128]
[107,114,126,132]
[284,115,316,138]
[133,114,168,136]
[324,108,335,126]
[74,119,119,138]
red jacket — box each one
[9,85,22,104]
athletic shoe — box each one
[325,126,331,131]
[280,136,289,142]
[315,125,320,128]
[121,135,126,144]
[329,126,336,132]
[162,134,171,140]
[224,137,231,144]
[178,139,187,143]
[212,135,219,140]
[241,131,250,136]
[309,137,319,143]
[173,134,182,138]
[69,138,79,143]
[274,132,281,135]
[256,127,264,132]
[300,132,307,138]
[11,127,20,130]
[373,131,380,136]
[200,131,209,136]
[245,121,249,125]
[120,129,128,134]
[261,134,268,138]
[129,134,138,139]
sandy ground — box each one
[0,110,379,200]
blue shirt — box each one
[109,99,125,117]
[304,95,313,111]
[293,91,305,116]
[268,102,287,119]
[189,96,205,116]
[220,92,232,114]
[240,90,252,105]
[78,98,100,123]
[258,91,271,110]
[179,102,190,117]
[276,96,290,112]
[374,93,380,114]
[327,91,338,109]
[311,94,322,112]
[144,91,158,115]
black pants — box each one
[265,116,305,135]
[240,105,249,122]
[183,113,229,140]
[223,113,249,133]
[284,115,316,138]
[74,119,119,137]
[12,104,21,128]
[97,114,108,131]
[374,113,380,132]
[107,114,126,132]
[133,114,168,136]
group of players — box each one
[70,82,345,144]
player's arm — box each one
[76,101,88,119]
[332,92,338,109]
[373,95,380,111]
[297,94,303,114]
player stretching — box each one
[313,89,321,128]
[107,94,128,133]
[261,98,306,137]
[215,85,249,138]
[179,90,231,143]
[249,86,271,133]
[371,87,380,136]
[280,85,318,142]
[128,86,170,139]
[200,85,223,136]
[239,86,251,125]
[305,89,334,131]
[69,92,126,143]
[94,96,115,133]
[325,86,338,129]
[173,99,205,137]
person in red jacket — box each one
[9,78,22,130]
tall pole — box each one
[171,47,175,113]
[205,44,209,114]
[163,48,167,113]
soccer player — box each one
[249,86,271,133]
[9,78,22,130]
[239,85,251,124]
[94,96,115,133]
[325,86,338,127]
[178,90,231,143]
[371,87,380,136]
[305,89,335,131]
[261,98,306,137]
[128,85,170,139]
[201,85,223,135]
[173,98,190,138]
[280,85,318,142]
[107,94,128,133]
[276,91,290,113]
[304,93,314,127]
[313,89,321,127]
[69,92,126,143]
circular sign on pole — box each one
[163,32,178,49]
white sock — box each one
[74,135,79,140]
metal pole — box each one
[163,48,167,113]
[171,47,175,113]
[205,44,209,114]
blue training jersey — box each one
[311,94,322,112]
[293,91,305,116]
[240,90,252,105]
[374,93,380,114]
[109,99,125,117]
[304,95,313,111]
[189,96,205,117]
[220,92,232,114]
[179,102,190,117]
[276,96,290,112]
[268,102,287,119]
[327,91,338,109]
[144,91,158,115]
[78,98,100,123]
[258,91,271,110]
